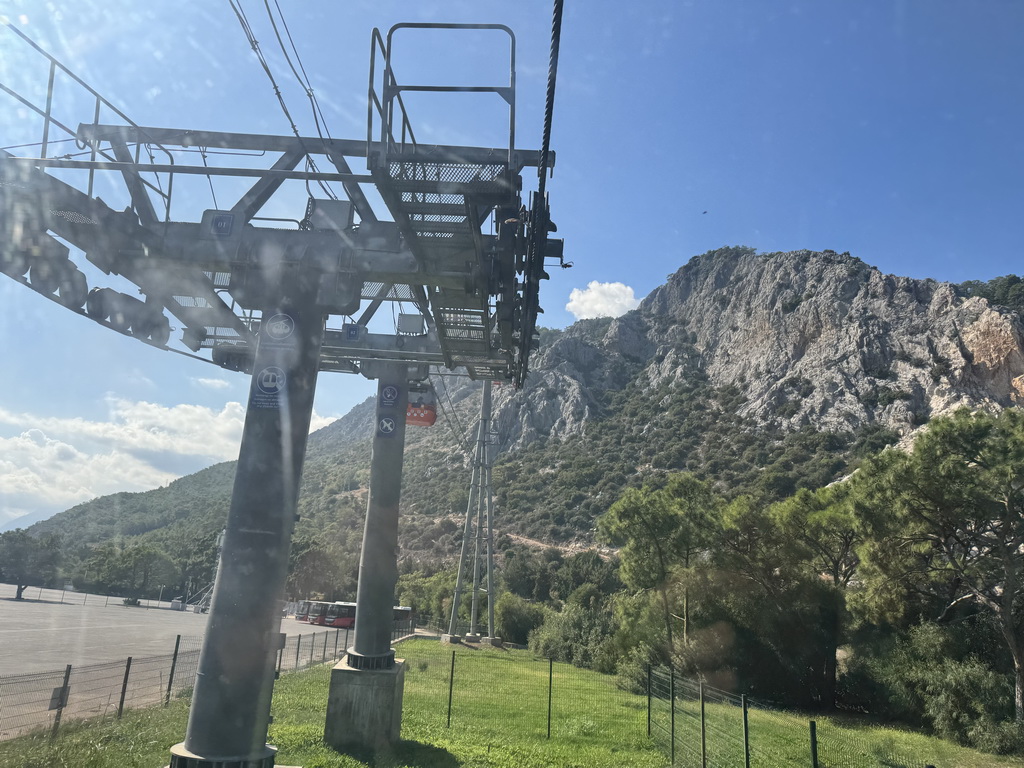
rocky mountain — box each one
[30,247,1024,558]
[499,247,1024,447]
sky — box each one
[1,0,1023,529]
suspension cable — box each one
[537,0,564,201]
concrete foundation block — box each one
[324,658,405,752]
[481,636,503,648]
[440,634,462,644]
[463,634,481,643]
[168,742,276,768]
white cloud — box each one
[0,430,177,524]
[193,377,232,391]
[0,398,341,526]
[0,399,247,463]
[565,281,642,320]
[309,412,339,433]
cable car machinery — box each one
[0,20,564,390]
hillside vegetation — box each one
[7,249,1024,753]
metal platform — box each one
[0,20,562,385]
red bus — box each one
[320,601,356,628]
[311,602,414,630]
[295,600,332,623]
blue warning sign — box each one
[380,384,400,408]
[377,416,397,438]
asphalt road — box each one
[0,583,329,676]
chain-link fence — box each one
[649,665,945,768]
[406,646,645,741]
[0,620,423,743]
[0,624,965,767]
[0,583,188,610]
[0,635,203,741]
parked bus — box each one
[295,600,332,623]
[393,605,414,635]
[311,601,415,630]
[320,601,356,628]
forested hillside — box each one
[18,248,1024,579]
[7,248,1024,751]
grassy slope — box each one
[2,639,1021,768]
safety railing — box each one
[0,19,176,219]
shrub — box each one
[495,592,547,645]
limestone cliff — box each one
[490,247,1024,449]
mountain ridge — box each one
[21,247,1024,560]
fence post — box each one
[700,681,707,768]
[310,632,316,666]
[670,668,676,766]
[165,635,181,705]
[446,649,456,728]
[334,628,340,659]
[60,589,65,604]
[322,630,327,661]
[647,664,652,738]
[50,664,72,741]
[810,720,819,768]
[547,657,553,740]
[345,627,350,654]
[295,634,302,670]
[742,694,750,768]
[117,657,133,719]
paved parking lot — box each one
[0,583,329,676]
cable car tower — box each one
[1,13,564,767]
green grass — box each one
[2,638,1023,767]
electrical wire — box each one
[434,373,472,453]
[226,0,337,200]
[265,0,334,141]
[199,147,220,209]
[262,0,342,200]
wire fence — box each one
[0,583,192,611]
[0,622,420,742]
[0,636,203,741]
[406,646,645,743]
[648,665,941,768]
[0,620,967,767]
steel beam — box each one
[75,124,548,170]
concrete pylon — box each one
[171,288,324,768]
[325,365,409,753]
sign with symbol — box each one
[380,384,399,408]
[344,323,360,341]
[257,367,286,394]
[264,314,295,341]
[211,213,235,237]
[378,416,397,438]
[251,366,286,408]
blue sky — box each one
[2,0,1024,528]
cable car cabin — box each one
[406,386,437,427]
[322,601,357,628]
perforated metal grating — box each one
[49,209,97,225]
[389,161,505,185]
